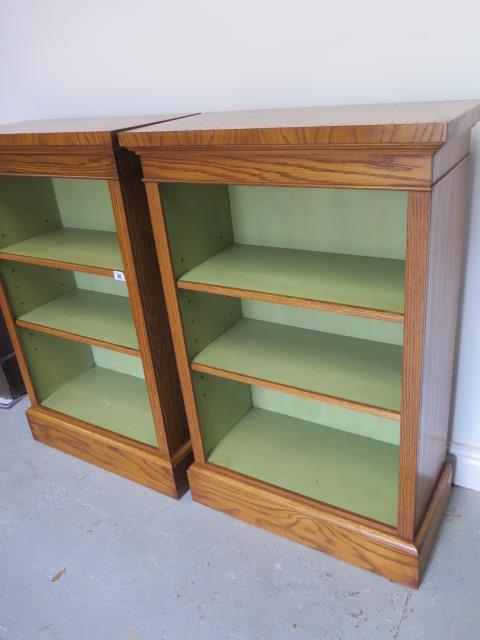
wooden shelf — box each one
[0,228,123,275]
[16,289,139,355]
[192,318,402,418]
[179,244,405,322]
[42,366,158,446]
[209,407,399,525]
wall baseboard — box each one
[448,441,480,491]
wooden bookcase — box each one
[121,100,480,586]
[0,115,195,497]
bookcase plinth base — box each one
[27,406,192,499]
[188,460,452,588]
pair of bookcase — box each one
[0,115,193,497]
[1,101,479,587]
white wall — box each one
[1,0,479,488]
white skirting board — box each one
[449,441,480,491]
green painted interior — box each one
[0,261,76,317]
[0,176,61,249]
[52,179,115,232]
[18,289,138,350]
[42,366,157,446]
[228,186,407,259]
[178,290,241,359]
[193,318,402,412]
[0,228,123,271]
[252,386,400,445]
[91,348,145,378]
[242,300,403,345]
[160,184,233,278]
[18,328,152,443]
[208,405,398,525]
[18,328,94,401]
[194,374,399,520]
[0,176,120,270]
[163,184,406,346]
[73,272,129,297]
[180,244,405,314]
[192,372,252,456]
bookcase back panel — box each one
[193,373,399,525]
[73,272,128,296]
[91,347,144,378]
[52,178,116,231]
[161,183,407,265]
[241,300,403,346]
[229,186,407,259]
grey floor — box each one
[0,399,479,640]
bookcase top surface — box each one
[0,114,196,147]
[119,100,480,148]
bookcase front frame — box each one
[0,140,190,498]
[139,137,468,586]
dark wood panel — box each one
[140,147,432,189]
[111,159,190,457]
[145,182,207,464]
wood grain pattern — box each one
[414,160,469,529]
[119,99,480,148]
[415,461,452,575]
[187,461,446,588]
[0,149,119,179]
[0,114,195,147]
[432,131,470,183]
[177,280,403,323]
[398,191,431,540]
[27,406,192,498]
[0,252,118,277]
[111,160,190,458]
[15,318,140,357]
[139,147,431,190]
[191,363,401,421]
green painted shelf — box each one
[0,228,123,272]
[42,366,158,446]
[178,244,405,319]
[192,318,402,415]
[17,289,138,352]
[208,407,399,525]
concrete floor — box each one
[0,399,479,640]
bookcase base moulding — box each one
[189,461,452,589]
[120,100,480,586]
[0,116,195,498]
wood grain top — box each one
[118,100,480,148]
[0,114,196,147]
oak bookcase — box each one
[0,115,195,497]
[120,100,480,586]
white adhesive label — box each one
[113,271,126,282]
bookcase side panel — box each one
[414,157,469,528]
